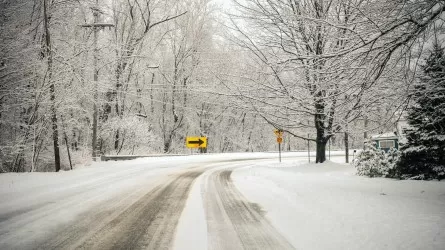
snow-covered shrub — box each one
[354,143,400,178]
[381,148,401,178]
[354,143,380,177]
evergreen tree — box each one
[398,43,445,180]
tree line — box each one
[1,0,444,172]
[0,0,274,172]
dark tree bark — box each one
[315,138,326,163]
[314,93,329,163]
[61,116,72,170]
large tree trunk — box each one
[314,95,327,163]
[315,136,327,163]
[43,0,60,172]
[163,134,172,153]
[315,111,327,163]
[314,129,328,163]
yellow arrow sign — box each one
[186,136,207,148]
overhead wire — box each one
[92,84,268,122]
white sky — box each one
[212,0,233,9]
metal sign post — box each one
[307,133,310,163]
[274,129,283,163]
[353,149,357,163]
[329,138,331,160]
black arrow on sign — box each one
[188,138,204,146]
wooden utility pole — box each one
[91,4,99,161]
[80,0,113,161]
[43,0,61,172]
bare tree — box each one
[225,0,444,163]
[104,0,187,153]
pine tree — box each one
[397,43,445,180]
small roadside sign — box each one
[274,129,283,137]
[186,137,207,148]
[274,129,284,163]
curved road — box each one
[0,156,294,249]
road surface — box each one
[0,154,295,250]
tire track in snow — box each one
[205,168,295,250]
[0,163,169,228]
[38,169,204,250]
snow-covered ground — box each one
[1,151,443,249]
[232,156,445,250]
[0,152,311,248]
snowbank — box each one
[232,158,445,250]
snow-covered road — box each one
[0,152,444,249]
